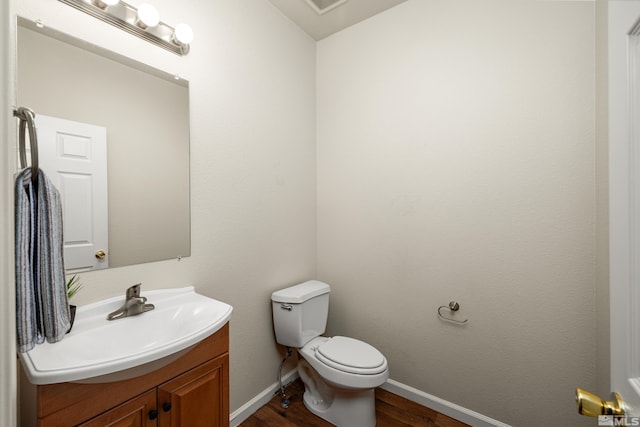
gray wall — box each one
[316,1,595,425]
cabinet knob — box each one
[162,402,172,412]
[148,409,159,420]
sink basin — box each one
[19,286,233,385]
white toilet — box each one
[271,280,389,427]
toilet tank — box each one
[271,280,330,348]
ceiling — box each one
[266,0,408,40]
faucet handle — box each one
[126,283,142,299]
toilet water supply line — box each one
[278,347,293,408]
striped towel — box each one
[15,168,70,353]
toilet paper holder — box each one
[437,301,468,324]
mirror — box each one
[16,17,190,271]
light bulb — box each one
[136,3,160,29]
[173,23,194,45]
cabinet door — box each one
[157,355,228,427]
[77,389,157,427]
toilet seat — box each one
[315,336,387,375]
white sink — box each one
[19,286,233,385]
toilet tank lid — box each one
[271,280,330,303]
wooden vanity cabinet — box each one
[20,323,229,427]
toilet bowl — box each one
[299,336,388,389]
[297,336,389,427]
[271,281,389,427]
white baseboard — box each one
[230,374,510,427]
[229,369,299,427]
[380,379,511,427]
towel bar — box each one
[13,107,39,184]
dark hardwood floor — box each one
[238,379,470,427]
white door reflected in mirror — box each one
[37,114,108,272]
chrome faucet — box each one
[106,283,155,321]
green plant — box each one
[66,274,83,300]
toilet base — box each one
[302,388,376,427]
[298,359,377,427]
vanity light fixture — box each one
[58,0,192,55]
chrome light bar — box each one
[58,0,192,56]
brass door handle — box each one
[95,250,106,260]
[576,387,625,417]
